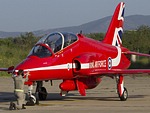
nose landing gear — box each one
[26,81,48,106]
[26,85,38,106]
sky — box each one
[0,0,150,32]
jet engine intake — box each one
[73,53,106,76]
[74,60,81,71]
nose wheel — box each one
[26,81,48,106]
[26,95,38,106]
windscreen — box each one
[28,44,52,58]
[44,33,63,53]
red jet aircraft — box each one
[1,2,150,104]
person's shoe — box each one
[9,102,13,110]
[13,103,16,110]
[22,104,26,109]
[9,102,16,110]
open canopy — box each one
[29,32,78,58]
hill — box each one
[0,15,150,38]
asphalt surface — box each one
[0,76,150,113]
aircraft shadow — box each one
[0,92,15,102]
[45,93,146,102]
[0,92,147,103]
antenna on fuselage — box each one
[80,30,82,34]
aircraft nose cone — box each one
[15,56,39,71]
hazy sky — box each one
[0,0,150,32]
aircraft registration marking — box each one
[89,60,106,68]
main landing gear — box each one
[115,75,128,101]
[38,87,48,100]
[35,81,48,100]
[26,76,128,104]
[26,81,48,106]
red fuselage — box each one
[14,32,131,84]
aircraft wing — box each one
[123,51,150,57]
[0,68,8,71]
[0,66,14,73]
[89,69,150,76]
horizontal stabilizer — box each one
[123,51,150,57]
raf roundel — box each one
[108,57,112,70]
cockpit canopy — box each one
[29,32,78,58]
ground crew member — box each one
[9,70,29,110]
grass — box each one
[130,57,150,69]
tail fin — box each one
[103,2,125,47]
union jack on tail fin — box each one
[103,2,125,47]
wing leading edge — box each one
[89,69,150,76]
[0,66,14,73]
[0,68,8,71]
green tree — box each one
[85,33,105,40]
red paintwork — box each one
[14,2,150,95]
[1,2,150,97]
[59,77,101,91]
[117,75,124,96]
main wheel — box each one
[119,87,128,101]
[26,95,37,106]
[38,87,48,100]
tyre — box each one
[38,87,48,100]
[26,95,36,106]
[119,87,128,101]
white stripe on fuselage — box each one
[22,63,90,72]
[22,64,73,72]
[81,63,90,69]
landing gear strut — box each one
[26,81,48,105]
[36,81,48,100]
[26,85,38,106]
[116,75,128,101]
[38,87,48,100]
